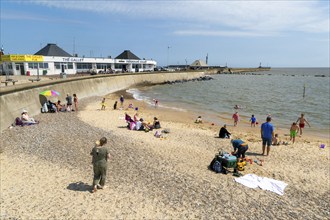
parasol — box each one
[39,89,60,97]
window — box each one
[55,62,61,69]
[115,64,124,69]
[77,63,92,69]
[39,63,49,68]
[68,62,73,69]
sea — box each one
[127,68,330,138]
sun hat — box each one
[22,109,28,113]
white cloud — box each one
[12,0,330,36]
[1,9,88,24]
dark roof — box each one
[34,43,72,57]
[115,50,140,60]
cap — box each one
[22,109,28,113]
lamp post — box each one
[167,46,171,67]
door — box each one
[20,64,25,75]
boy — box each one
[290,122,300,144]
[296,113,310,135]
[250,115,257,127]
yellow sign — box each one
[0,54,44,62]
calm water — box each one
[127,68,330,136]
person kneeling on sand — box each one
[90,137,110,193]
[219,124,231,138]
[231,139,248,160]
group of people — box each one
[100,95,129,111]
[125,112,161,131]
[219,113,311,159]
[42,93,78,113]
[232,112,258,127]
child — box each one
[232,112,239,126]
[101,98,106,110]
[272,133,280,145]
[113,101,118,110]
[195,116,203,123]
[290,122,300,144]
[250,114,257,127]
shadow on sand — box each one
[245,152,263,156]
[67,181,92,192]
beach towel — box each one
[234,174,288,196]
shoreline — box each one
[122,86,329,142]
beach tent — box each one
[190,59,208,67]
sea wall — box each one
[0,71,206,132]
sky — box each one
[0,0,329,67]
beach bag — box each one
[212,160,222,173]
[15,117,23,126]
[209,157,222,173]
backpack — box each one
[209,157,222,173]
[15,117,23,126]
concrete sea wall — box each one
[0,71,207,132]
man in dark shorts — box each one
[231,139,249,159]
[261,116,274,156]
[66,94,73,111]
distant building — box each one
[0,43,157,76]
[190,59,208,69]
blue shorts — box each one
[262,137,272,147]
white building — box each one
[0,43,157,76]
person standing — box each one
[90,137,110,193]
[296,113,311,135]
[66,94,73,111]
[261,116,274,156]
[232,112,239,126]
[290,122,300,144]
[120,95,124,109]
[73,94,78,111]
[250,114,257,127]
[101,98,106,110]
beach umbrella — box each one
[39,89,60,97]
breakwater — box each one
[0,71,207,132]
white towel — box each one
[234,174,288,196]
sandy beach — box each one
[1,91,329,219]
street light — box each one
[167,46,171,67]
